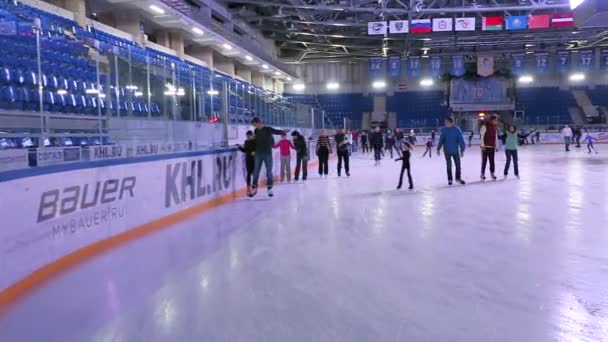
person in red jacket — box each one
[273,132,295,182]
[480,115,499,181]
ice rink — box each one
[2,144,608,342]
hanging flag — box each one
[369,57,385,76]
[482,16,503,31]
[556,51,571,73]
[368,21,387,35]
[528,14,550,29]
[455,17,476,31]
[451,55,465,76]
[388,56,401,77]
[432,18,452,32]
[578,50,594,71]
[601,50,608,71]
[477,55,494,76]
[511,53,526,75]
[551,13,574,28]
[408,56,421,76]
[389,20,409,34]
[506,16,527,30]
[429,56,443,77]
[535,52,550,73]
[410,19,432,33]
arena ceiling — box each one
[222,0,608,63]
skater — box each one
[468,131,474,147]
[535,130,541,144]
[370,126,384,166]
[316,129,332,177]
[408,129,417,145]
[394,128,405,156]
[360,131,369,154]
[437,117,466,185]
[273,132,294,183]
[334,128,350,177]
[431,129,437,145]
[395,142,414,190]
[480,115,498,181]
[237,130,256,196]
[352,130,359,152]
[291,131,309,181]
[422,138,433,158]
[250,117,286,197]
[574,127,582,148]
[562,124,573,152]
[385,129,395,158]
[503,125,519,179]
[584,130,599,154]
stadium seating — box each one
[285,93,372,128]
[387,91,447,128]
[515,87,574,125]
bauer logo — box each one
[165,155,236,208]
[37,176,137,223]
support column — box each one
[63,0,86,27]
[186,46,214,68]
[214,52,235,77]
[114,11,145,45]
[155,30,185,57]
[235,64,252,83]
[252,71,264,88]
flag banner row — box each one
[368,13,574,35]
[511,50,605,73]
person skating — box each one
[273,132,294,183]
[291,131,309,182]
[437,117,466,185]
[394,128,405,157]
[316,129,332,177]
[334,128,350,177]
[385,129,395,159]
[422,138,433,158]
[584,130,599,154]
[431,129,437,145]
[574,127,582,148]
[352,130,359,152]
[535,130,541,144]
[480,115,499,181]
[395,142,414,190]
[236,130,256,196]
[408,129,417,145]
[250,117,286,197]
[468,131,474,147]
[503,125,519,179]
[360,131,369,154]
[562,124,573,152]
[370,127,384,166]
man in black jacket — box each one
[251,117,285,197]
[291,130,308,182]
[334,128,350,177]
[370,126,384,166]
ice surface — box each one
[1,145,608,342]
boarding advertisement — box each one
[0,149,28,171]
[36,147,81,166]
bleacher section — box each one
[387,91,447,128]
[285,93,372,128]
[515,87,574,125]
[588,86,608,106]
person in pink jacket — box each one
[273,132,295,182]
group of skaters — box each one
[237,117,352,198]
[561,124,599,153]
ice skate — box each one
[491,174,497,181]
[268,187,274,197]
[480,174,486,181]
[457,179,466,185]
[250,186,257,197]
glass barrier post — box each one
[147,56,152,119]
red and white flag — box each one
[528,14,550,29]
[552,13,574,28]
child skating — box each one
[422,138,433,158]
[237,130,256,196]
[273,132,295,182]
[584,131,599,154]
[395,142,414,190]
[503,125,519,179]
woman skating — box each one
[503,125,519,179]
[395,142,414,190]
[316,129,332,177]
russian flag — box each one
[552,13,574,27]
[410,19,432,33]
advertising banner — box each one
[535,52,550,73]
[89,145,126,161]
[0,149,28,171]
[36,147,81,166]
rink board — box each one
[0,147,293,298]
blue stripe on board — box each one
[0,147,237,183]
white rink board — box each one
[0,147,288,291]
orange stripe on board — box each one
[0,159,323,313]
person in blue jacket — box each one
[436,117,467,185]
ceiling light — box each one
[286,77,292,82]
[245,55,253,61]
[326,82,340,90]
[569,73,585,81]
[420,78,434,87]
[274,71,281,76]
[222,43,232,50]
[192,27,204,35]
[57,89,67,95]
[293,83,305,90]
[134,91,144,97]
[262,64,269,69]
[372,80,386,89]
[518,75,534,84]
[149,5,165,14]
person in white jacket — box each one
[562,125,573,152]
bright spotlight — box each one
[420,78,433,87]
[222,43,232,50]
[372,80,386,89]
[149,5,165,14]
[326,82,340,90]
[518,75,534,84]
[262,64,269,69]
[192,27,204,35]
[245,55,253,61]
[293,83,306,91]
[570,0,584,10]
[569,73,585,81]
